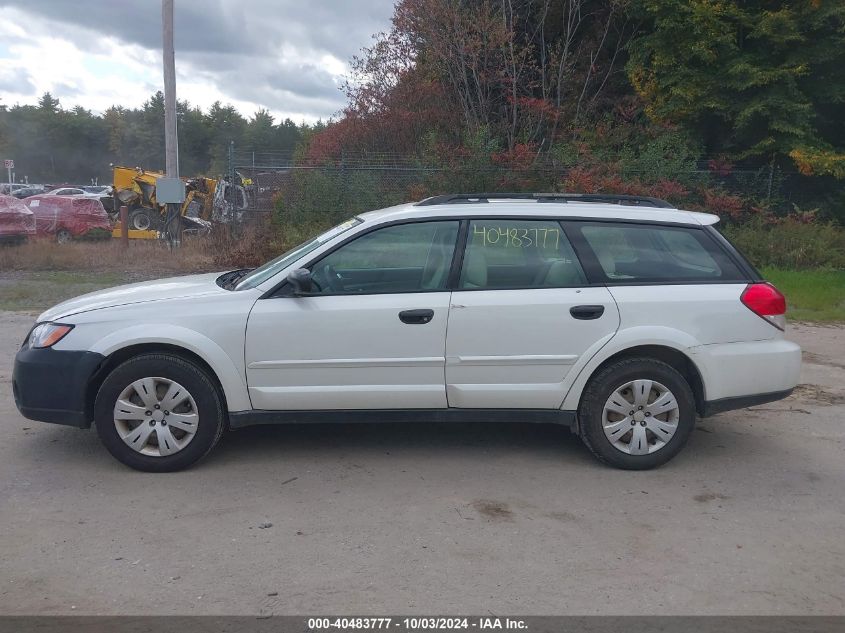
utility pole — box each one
[160,0,183,246]
[162,0,178,178]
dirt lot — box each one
[0,311,843,615]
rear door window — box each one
[574,222,744,283]
[459,219,586,289]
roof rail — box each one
[415,193,675,209]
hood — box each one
[39,272,229,321]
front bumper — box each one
[12,347,105,428]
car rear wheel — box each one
[578,357,695,470]
[94,353,226,472]
[56,229,72,244]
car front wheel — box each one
[94,353,226,472]
[578,357,696,470]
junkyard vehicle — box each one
[0,183,30,195]
[41,186,114,214]
[112,166,246,236]
[0,194,36,243]
[13,193,801,472]
[11,185,48,199]
[43,187,104,199]
[82,185,112,196]
[23,194,112,243]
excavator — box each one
[110,166,249,239]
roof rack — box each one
[415,193,675,209]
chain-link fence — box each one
[229,148,448,224]
[227,146,806,226]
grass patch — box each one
[763,267,845,323]
[0,221,288,275]
[0,237,217,274]
[0,271,134,312]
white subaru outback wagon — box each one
[13,193,801,472]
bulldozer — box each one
[111,166,249,238]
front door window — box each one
[310,221,460,294]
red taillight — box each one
[741,282,786,329]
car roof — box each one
[358,200,719,226]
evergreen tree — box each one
[627,0,845,170]
[245,108,276,152]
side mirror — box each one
[287,268,313,295]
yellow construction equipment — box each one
[111,166,218,237]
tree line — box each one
[0,92,316,184]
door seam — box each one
[443,291,454,406]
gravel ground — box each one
[0,311,843,615]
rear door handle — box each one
[399,309,434,324]
[570,305,605,320]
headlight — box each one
[28,323,74,349]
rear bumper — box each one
[702,388,794,417]
[12,347,105,428]
[691,338,801,404]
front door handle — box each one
[570,305,605,320]
[399,309,434,325]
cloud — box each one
[0,65,35,95]
[0,0,395,121]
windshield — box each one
[234,217,363,290]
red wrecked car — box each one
[0,194,36,243]
[23,194,112,243]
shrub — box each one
[699,189,746,220]
[617,130,703,187]
[275,169,408,227]
[208,221,285,269]
[722,218,845,270]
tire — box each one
[129,207,159,231]
[94,353,226,472]
[578,357,695,470]
[56,229,72,244]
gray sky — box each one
[0,0,396,122]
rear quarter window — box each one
[574,222,745,283]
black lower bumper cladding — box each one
[12,347,105,428]
[702,388,795,417]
